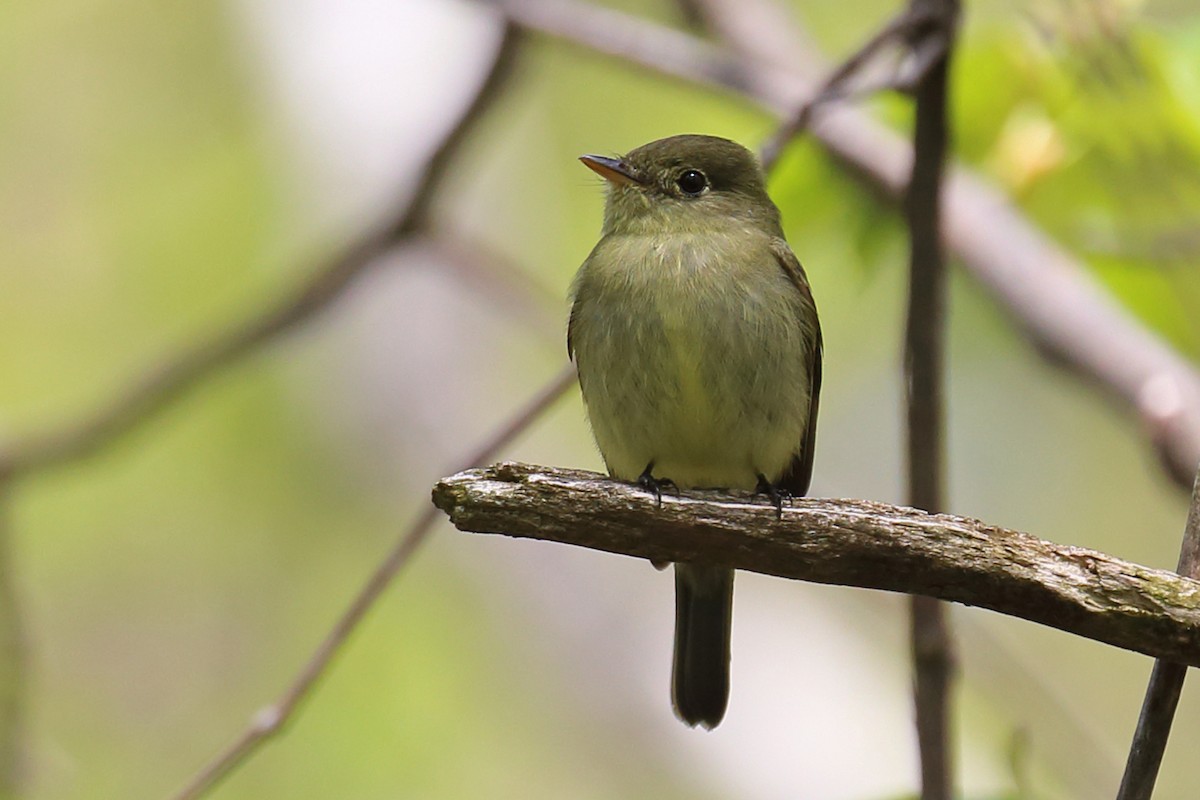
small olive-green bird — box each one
[568,134,822,729]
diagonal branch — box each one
[758,6,936,170]
[1117,462,1200,799]
[0,26,524,480]
[171,367,577,800]
[434,463,1200,666]
[484,0,1200,492]
[162,25,533,800]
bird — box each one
[568,134,822,729]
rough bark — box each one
[433,462,1200,665]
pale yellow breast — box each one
[571,228,813,490]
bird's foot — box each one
[637,463,677,508]
[755,473,790,519]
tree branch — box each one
[434,463,1200,666]
[483,0,1200,491]
[172,367,576,800]
[902,2,958,797]
[758,6,935,171]
[1118,463,1200,799]
[0,25,523,480]
[164,25,534,800]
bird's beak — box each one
[579,154,640,186]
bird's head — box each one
[580,134,780,237]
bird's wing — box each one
[567,268,586,363]
[770,238,823,497]
[567,295,581,362]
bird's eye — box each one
[675,169,708,196]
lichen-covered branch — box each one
[433,463,1200,665]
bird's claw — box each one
[637,463,677,508]
[755,474,791,519]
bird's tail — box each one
[671,563,734,729]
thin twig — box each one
[171,366,577,800]
[1117,463,1200,799]
[434,462,1200,665]
[902,2,958,797]
[759,7,935,171]
[485,0,1200,491]
[0,26,523,479]
[160,24,529,799]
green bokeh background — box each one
[3,0,1200,798]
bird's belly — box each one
[577,281,811,491]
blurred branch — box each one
[487,0,758,96]
[758,7,935,170]
[900,1,958,797]
[0,481,22,797]
[1118,463,1200,799]
[484,0,1200,491]
[172,367,576,800]
[435,462,1200,665]
[163,24,534,800]
[422,231,563,339]
[0,26,523,480]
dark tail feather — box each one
[672,564,734,729]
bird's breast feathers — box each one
[571,231,815,488]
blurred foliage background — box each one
[2,0,1200,798]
